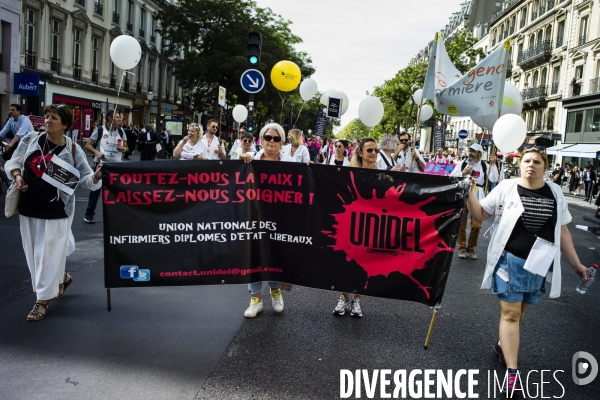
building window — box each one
[140,10,146,37]
[51,20,60,60]
[584,108,600,132]
[579,16,588,45]
[566,111,584,133]
[24,9,35,58]
[73,29,82,80]
[92,37,100,83]
[94,0,103,16]
[547,109,555,131]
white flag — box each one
[434,40,510,116]
[422,33,462,101]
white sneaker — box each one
[333,295,349,315]
[244,297,263,318]
[350,297,363,317]
[271,288,284,313]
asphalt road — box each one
[0,154,599,399]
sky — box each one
[254,0,467,131]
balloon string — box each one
[278,92,287,123]
[108,71,127,131]
[293,103,305,128]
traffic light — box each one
[247,114,254,133]
[247,32,262,66]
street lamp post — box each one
[146,91,154,125]
[156,14,205,137]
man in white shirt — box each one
[229,126,247,159]
[450,143,498,260]
[84,109,127,223]
[391,132,425,173]
[199,119,226,160]
[0,104,35,160]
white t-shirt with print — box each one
[179,141,203,160]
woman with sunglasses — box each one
[465,147,588,393]
[236,132,256,159]
[173,123,203,160]
[282,128,309,163]
[331,138,379,318]
[328,140,350,166]
[6,104,102,321]
[240,123,294,318]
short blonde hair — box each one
[288,129,303,146]
[259,123,285,141]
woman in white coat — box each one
[466,147,588,393]
[327,140,350,167]
[282,128,309,163]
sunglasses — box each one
[399,139,410,143]
[363,148,378,154]
[242,139,253,143]
[523,145,546,151]
[335,144,344,148]
[263,134,282,143]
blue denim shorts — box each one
[492,251,546,305]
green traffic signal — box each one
[249,56,259,65]
[248,126,253,132]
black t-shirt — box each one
[552,167,564,184]
[19,135,68,219]
[504,184,556,259]
[334,159,344,166]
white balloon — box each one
[419,104,434,121]
[412,88,423,104]
[232,105,248,123]
[320,89,349,116]
[470,82,523,130]
[299,78,318,101]
[358,97,384,128]
[110,35,142,70]
[492,114,527,153]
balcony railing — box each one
[556,35,563,47]
[92,69,99,84]
[521,85,548,100]
[136,82,142,93]
[506,61,513,75]
[517,40,552,65]
[127,22,133,31]
[75,0,85,6]
[112,12,120,24]
[94,2,103,16]
[551,81,559,95]
[150,35,156,43]
[139,29,145,38]
[548,0,555,10]
[110,74,116,89]
[73,65,82,80]
[50,58,61,74]
[579,35,586,46]
[124,78,130,92]
[590,78,600,94]
[24,51,36,68]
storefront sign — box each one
[14,73,40,96]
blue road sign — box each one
[458,129,468,139]
[240,69,265,94]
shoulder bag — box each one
[5,132,39,217]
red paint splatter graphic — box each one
[323,172,454,298]
[28,154,54,178]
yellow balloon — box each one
[270,61,301,92]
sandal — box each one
[52,273,73,300]
[26,302,49,321]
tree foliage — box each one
[337,118,373,141]
[158,0,316,131]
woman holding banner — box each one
[327,140,350,166]
[173,123,203,160]
[331,137,379,318]
[282,128,309,163]
[465,147,588,393]
[6,104,102,321]
[240,123,294,318]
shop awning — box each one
[546,143,576,155]
[560,143,600,157]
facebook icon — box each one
[120,265,139,279]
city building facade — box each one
[18,0,184,139]
[1,0,21,118]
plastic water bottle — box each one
[576,264,599,294]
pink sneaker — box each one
[502,370,521,394]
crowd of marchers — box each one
[1,103,595,395]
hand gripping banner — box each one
[103,161,469,307]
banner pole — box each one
[219,106,222,136]
[424,302,442,350]
[107,288,111,312]
[410,99,424,172]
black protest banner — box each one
[103,161,468,306]
[313,104,328,137]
